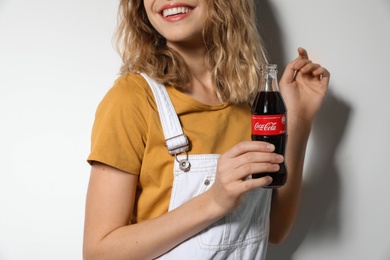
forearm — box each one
[84,190,223,260]
[269,117,311,244]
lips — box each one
[162,7,191,17]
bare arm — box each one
[269,48,330,243]
[83,162,225,260]
[83,141,282,259]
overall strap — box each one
[140,73,189,155]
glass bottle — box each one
[251,64,287,188]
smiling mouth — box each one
[162,7,192,17]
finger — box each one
[312,67,330,77]
[241,160,281,176]
[280,58,299,84]
[292,58,313,71]
[231,153,283,181]
[299,63,321,74]
[238,152,284,166]
[298,47,309,60]
[311,66,330,84]
[312,67,331,82]
[224,141,275,158]
[280,48,309,84]
[239,176,273,192]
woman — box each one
[83,0,330,259]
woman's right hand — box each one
[207,141,284,214]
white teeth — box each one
[162,7,190,17]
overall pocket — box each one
[169,154,271,252]
[196,176,271,251]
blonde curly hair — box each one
[115,0,268,103]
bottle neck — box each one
[261,64,279,92]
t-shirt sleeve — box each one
[87,75,150,175]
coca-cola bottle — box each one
[251,64,287,188]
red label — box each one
[252,114,286,135]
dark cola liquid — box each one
[251,91,287,188]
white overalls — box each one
[141,74,273,260]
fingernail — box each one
[267,144,275,150]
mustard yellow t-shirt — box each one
[88,73,252,223]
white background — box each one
[0,0,389,259]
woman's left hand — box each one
[279,47,330,123]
